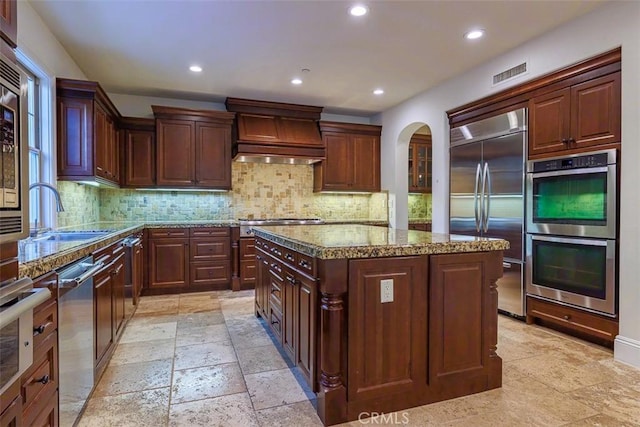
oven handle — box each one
[0,286,51,329]
[474,163,481,232]
[529,233,609,247]
[529,166,609,179]
[482,162,491,232]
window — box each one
[17,52,54,230]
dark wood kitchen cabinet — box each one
[0,0,17,48]
[147,228,190,292]
[314,121,381,192]
[239,237,256,289]
[152,106,235,189]
[120,117,155,187]
[189,227,231,290]
[57,79,121,186]
[529,72,621,158]
[408,134,432,193]
[255,237,317,389]
[92,241,126,380]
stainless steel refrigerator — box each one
[449,108,527,317]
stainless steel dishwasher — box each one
[57,255,104,427]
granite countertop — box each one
[252,224,509,259]
[18,220,236,279]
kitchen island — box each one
[252,224,508,426]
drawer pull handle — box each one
[33,322,52,336]
[563,315,571,321]
[285,254,294,261]
[299,260,310,269]
[35,375,50,385]
[271,319,280,325]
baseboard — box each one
[614,335,640,369]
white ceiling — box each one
[29,0,607,116]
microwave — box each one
[0,51,29,243]
[526,149,617,239]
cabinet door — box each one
[236,113,280,143]
[189,261,230,288]
[282,270,297,361]
[94,269,113,367]
[571,72,621,150]
[321,133,353,190]
[156,119,195,186]
[296,273,316,388]
[352,134,380,192]
[194,122,231,189]
[148,238,189,289]
[0,0,17,48]
[0,396,21,427]
[240,238,256,287]
[528,88,571,157]
[107,116,119,183]
[124,129,155,187]
[94,104,109,179]
[57,97,94,178]
[190,237,230,261]
[112,254,126,338]
[277,117,323,146]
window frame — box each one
[16,49,56,229]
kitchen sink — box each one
[34,230,113,242]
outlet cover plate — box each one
[381,279,394,303]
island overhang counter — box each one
[252,224,509,426]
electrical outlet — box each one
[381,279,394,303]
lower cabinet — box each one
[239,237,256,289]
[94,267,114,372]
[145,227,231,294]
[255,238,317,389]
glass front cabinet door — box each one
[409,134,432,193]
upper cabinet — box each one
[120,117,155,188]
[408,134,432,193]
[314,121,381,192]
[57,78,121,186]
[0,0,17,48]
[152,106,235,189]
[529,72,621,158]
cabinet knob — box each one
[562,138,569,144]
[563,315,571,321]
[568,138,575,145]
[35,375,50,385]
[33,323,50,336]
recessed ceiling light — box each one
[291,78,303,85]
[373,88,384,95]
[349,4,368,17]
[464,29,485,40]
[189,65,203,72]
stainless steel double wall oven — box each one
[525,149,618,316]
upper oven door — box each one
[526,161,616,239]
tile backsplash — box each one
[57,181,101,227]
[408,193,432,220]
[57,163,388,223]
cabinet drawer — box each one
[269,306,283,342]
[94,239,125,265]
[27,390,57,427]
[297,253,315,276]
[21,331,57,424]
[269,273,283,312]
[281,247,297,266]
[190,238,230,261]
[148,228,189,238]
[527,296,618,343]
[33,298,57,350]
[190,227,230,237]
[240,238,255,259]
[190,261,231,286]
[240,260,256,284]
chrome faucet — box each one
[28,183,65,237]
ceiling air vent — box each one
[492,62,527,86]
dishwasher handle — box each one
[60,262,105,289]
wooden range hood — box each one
[225,98,325,165]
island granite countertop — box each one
[252,224,508,259]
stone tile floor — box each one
[78,291,640,426]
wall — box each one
[98,162,387,222]
[378,1,640,367]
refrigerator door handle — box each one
[483,162,491,232]
[474,163,482,232]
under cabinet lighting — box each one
[136,188,228,192]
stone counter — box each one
[252,224,508,259]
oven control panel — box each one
[531,152,612,173]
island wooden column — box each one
[316,258,348,425]
[231,227,240,291]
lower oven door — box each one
[526,234,616,316]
